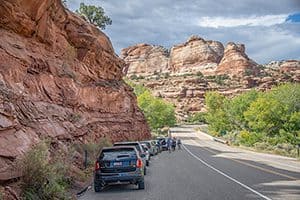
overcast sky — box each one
[66,0,300,64]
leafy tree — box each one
[244,97,286,136]
[138,91,176,131]
[125,80,176,131]
[204,83,300,155]
[205,92,230,135]
[76,3,112,30]
[267,83,300,114]
[225,90,259,130]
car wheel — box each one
[146,160,149,166]
[94,182,103,192]
[144,167,147,175]
[138,180,145,190]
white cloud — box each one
[197,14,288,28]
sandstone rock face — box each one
[123,38,299,120]
[169,36,224,74]
[121,44,169,77]
[122,36,257,77]
[216,42,257,76]
[0,0,150,183]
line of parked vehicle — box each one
[93,137,169,192]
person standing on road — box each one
[172,137,177,151]
[177,138,182,150]
[167,137,172,153]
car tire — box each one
[146,160,149,166]
[138,180,145,190]
[94,182,102,192]
[144,167,147,175]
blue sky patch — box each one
[286,13,300,22]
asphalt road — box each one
[79,126,300,200]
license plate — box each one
[114,162,122,166]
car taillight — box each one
[136,158,143,168]
[95,161,100,171]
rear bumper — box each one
[94,170,143,184]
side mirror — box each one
[140,153,146,158]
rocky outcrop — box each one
[216,42,257,76]
[122,36,257,77]
[122,37,300,119]
[169,35,224,75]
[0,0,150,184]
[121,44,169,77]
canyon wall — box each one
[0,0,150,185]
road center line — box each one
[183,144,272,200]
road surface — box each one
[79,125,300,200]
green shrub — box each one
[196,71,204,77]
[254,142,269,150]
[223,131,239,144]
[20,142,70,200]
[244,68,254,76]
[130,74,138,80]
[215,75,230,85]
[237,131,263,146]
[74,138,112,167]
[164,72,170,78]
[275,143,295,152]
[187,112,207,124]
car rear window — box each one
[100,148,136,160]
[114,143,142,153]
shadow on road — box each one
[184,143,300,199]
[99,184,138,193]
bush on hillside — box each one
[73,138,112,167]
[186,112,207,124]
[20,142,70,200]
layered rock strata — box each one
[0,0,150,185]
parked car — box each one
[151,140,160,154]
[141,141,156,156]
[113,141,147,175]
[94,146,145,192]
[153,139,162,153]
[157,137,168,150]
[141,143,150,166]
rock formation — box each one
[0,0,150,189]
[169,35,224,75]
[122,37,300,119]
[217,42,257,76]
[122,44,169,77]
[121,35,256,77]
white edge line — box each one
[183,144,272,200]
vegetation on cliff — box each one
[205,83,300,156]
[126,80,176,132]
[21,142,71,200]
[20,139,112,199]
[76,2,112,30]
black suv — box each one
[113,141,147,175]
[94,146,145,192]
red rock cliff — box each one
[0,0,150,182]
